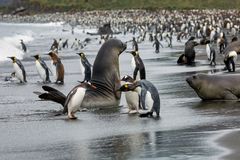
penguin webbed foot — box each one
[55,81,64,85]
[139,112,153,118]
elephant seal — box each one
[186,73,240,100]
[37,39,127,110]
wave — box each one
[0,22,64,27]
[0,32,34,61]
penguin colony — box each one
[4,9,240,119]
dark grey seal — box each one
[186,73,240,100]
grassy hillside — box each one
[5,0,240,13]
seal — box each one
[36,39,127,109]
[186,73,240,100]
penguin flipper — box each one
[140,88,147,110]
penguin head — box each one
[32,54,40,60]
[121,75,134,83]
[8,56,16,63]
[130,51,138,56]
[81,82,97,89]
[77,52,85,58]
[47,51,58,60]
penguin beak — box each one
[7,57,14,61]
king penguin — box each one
[118,80,160,118]
[8,56,27,83]
[121,75,140,114]
[63,82,96,119]
[76,52,92,82]
[47,51,64,84]
[32,54,51,83]
[129,51,146,80]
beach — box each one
[1,12,240,159]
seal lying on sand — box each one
[186,73,240,100]
[36,39,127,109]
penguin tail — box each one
[34,85,66,107]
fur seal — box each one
[186,73,240,100]
[36,39,126,109]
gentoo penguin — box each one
[32,54,51,83]
[47,51,64,84]
[118,80,160,118]
[20,39,27,52]
[63,82,97,119]
[8,56,27,83]
[121,75,140,114]
[129,51,146,80]
[77,52,92,82]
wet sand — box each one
[216,130,240,160]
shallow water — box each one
[0,22,240,160]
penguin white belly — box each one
[131,57,136,69]
[206,44,211,60]
[68,88,86,114]
[125,91,139,111]
[13,63,24,82]
[51,61,56,79]
[36,61,46,81]
[79,61,85,75]
[145,91,154,112]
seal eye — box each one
[193,75,197,79]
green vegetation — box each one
[6,0,240,13]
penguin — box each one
[129,51,146,80]
[58,38,63,50]
[76,52,92,82]
[32,54,51,83]
[224,51,237,72]
[132,37,138,51]
[50,39,58,51]
[8,56,27,83]
[204,40,216,66]
[121,75,140,114]
[63,82,97,119]
[20,39,27,53]
[47,51,64,84]
[71,38,79,50]
[118,80,160,118]
[62,39,68,49]
[152,36,162,53]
